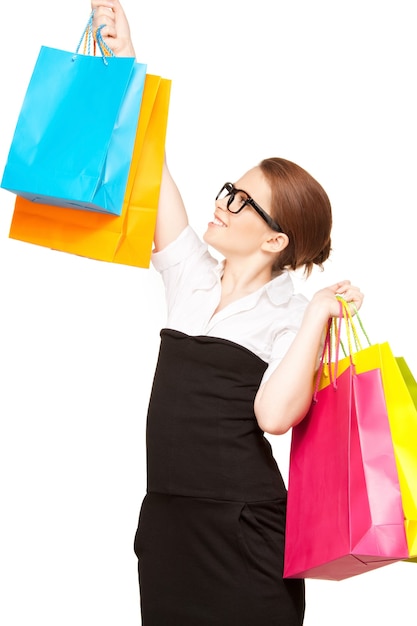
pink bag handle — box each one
[312,299,343,401]
[312,297,372,402]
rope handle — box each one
[336,297,371,354]
[312,300,343,401]
[312,298,371,401]
[351,302,372,346]
[73,10,115,64]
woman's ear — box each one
[261,233,289,254]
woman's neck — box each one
[220,257,273,297]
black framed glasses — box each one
[215,182,284,233]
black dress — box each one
[134,329,305,625]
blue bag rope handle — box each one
[73,10,115,64]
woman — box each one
[92,2,364,624]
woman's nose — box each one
[215,197,228,211]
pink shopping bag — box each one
[284,303,408,580]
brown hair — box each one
[259,157,332,276]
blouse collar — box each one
[199,259,295,308]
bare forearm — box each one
[153,160,189,252]
[254,281,364,435]
[255,303,328,434]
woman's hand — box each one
[91,0,135,57]
[309,279,364,320]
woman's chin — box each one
[202,227,212,244]
[203,227,222,252]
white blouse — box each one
[151,226,309,385]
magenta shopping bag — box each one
[284,305,408,581]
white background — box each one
[0,1,416,624]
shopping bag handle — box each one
[336,297,372,356]
[73,10,115,64]
[312,300,343,400]
[312,298,372,401]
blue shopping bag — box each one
[1,16,147,216]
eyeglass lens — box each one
[216,184,249,213]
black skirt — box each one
[134,329,305,625]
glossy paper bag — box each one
[395,357,417,563]
[1,44,146,215]
[319,313,417,558]
[9,74,170,268]
[284,306,408,580]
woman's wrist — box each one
[303,298,332,332]
[116,40,136,57]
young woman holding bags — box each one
[91,2,364,624]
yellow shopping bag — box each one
[9,74,171,268]
[319,301,417,558]
[395,356,417,562]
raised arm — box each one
[91,0,189,251]
[154,159,188,252]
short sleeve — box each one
[260,330,298,386]
[151,225,204,273]
[151,226,219,325]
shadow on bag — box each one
[9,74,170,268]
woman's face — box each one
[203,166,274,259]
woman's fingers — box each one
[90,0,135,57]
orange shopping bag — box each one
[9,74,171,268]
